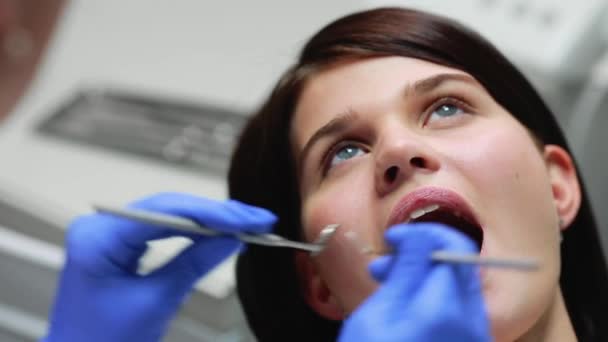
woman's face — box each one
[290,56,579,340]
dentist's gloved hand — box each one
[338,223,491,342]
[43,193,276,342]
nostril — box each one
[384,166,399,183]
[410,156,426,168]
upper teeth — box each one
[409,204,440,220]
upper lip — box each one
[386,186,481,231]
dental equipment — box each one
[94,204,538,270]
[93,204,338,254]
[430,251,538,271]
[344,230,539,271]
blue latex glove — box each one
[43,193,276,342]
[338,223,491,342]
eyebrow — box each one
[407,73,477,95]
[296,73,478,170]
[297,109,359,172]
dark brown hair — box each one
[229,7,608,341]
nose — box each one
[374,133,440,196]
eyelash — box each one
[319,95,474,175]
[422,96,472,124]
[320,140,365,175]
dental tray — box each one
[37,88,248,175]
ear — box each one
[294,252,344,320]
[543,145,581,230]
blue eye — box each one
[431,103,463,118]
[329,144,365,168]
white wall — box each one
[0,0,382,303]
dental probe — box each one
[430,251,539,271]
[93,204,338,254]
[344,230,539,271]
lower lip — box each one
[388,187,482,232]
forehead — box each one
[290,56,471,148]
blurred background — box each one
[1,0,607,341]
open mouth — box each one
[387,187,484,252]
[407,204,484,251]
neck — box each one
[517,289,576,342]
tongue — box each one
[412,210,483,250]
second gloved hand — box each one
[44,193,276,342]
[338,223,491,342]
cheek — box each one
[313,230,379,312]
[301,169,379,311]
[445,118,561,265]
[449,122,561,337]
[301,167,374,241]
[453,123,555,219]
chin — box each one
[483,285,546,341]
